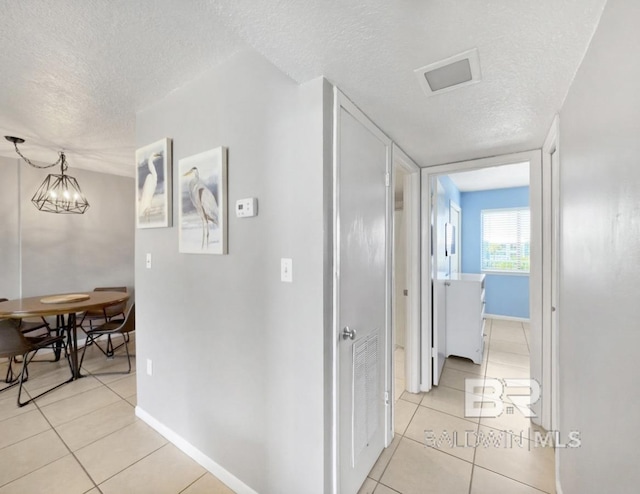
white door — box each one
[432,180,447,385]
[337,100,389,494]
[433,280,446,385]
[449,202,461,276]
[551,147,560,430]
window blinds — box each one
[481,208,530,273]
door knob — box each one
[342,326,357,340]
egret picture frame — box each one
[178,147,228,255]
[135,138,172,228]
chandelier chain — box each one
[12,142,64,169]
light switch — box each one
[281,258,293,283]
[146,253,152,269]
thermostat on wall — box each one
[236,198,258,218]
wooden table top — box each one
[0,291,130,318]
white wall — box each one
[0,157,20,299]
[0,155,134,298]
[135,50,329,494]
[558,0,640,491]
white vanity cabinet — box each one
[441,273,486,364]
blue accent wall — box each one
[438,175,461,207]
[436,176,461,277]
[461,186,530,319]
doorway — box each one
[392,166,408,400]
[391,145,421,397]
[420,150,544,415]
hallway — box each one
[361,318,555,494]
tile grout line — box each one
[9,390,103,493]
[94,442,170,489]
[473,320,553,494]
[37,384,123,428]
[177,471,209,494]
[467,317,491,494]
[375,480,402,493]
[378,319,551,494]
[370,397,421,485]
[470,464,551,494]
[401,433,477,466]
[20,355,137,493]
[0,341,138,492]
[0,429,66,489]
[0,409,53,452]
[60,356,140,493]
[415,401,480,428]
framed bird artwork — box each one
[178,147,228,255]
[135,138,172,228]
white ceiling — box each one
[447,162,530,192]
[0,0,607,177]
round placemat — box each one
[40,294,90,304]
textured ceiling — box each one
[448,162,530,192]
[0,0,246,176]
[0,0,607,177]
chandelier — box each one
[5,136,89,214]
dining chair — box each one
[0,299,61,378]
[0,318,73,407]
[78,287,128,357]
[79,304,135,375]
[78,287,128,329]
[0,298,52,336]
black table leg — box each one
[53,314,63,361]
[63,313,83,379]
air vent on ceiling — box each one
[415,48,481,96]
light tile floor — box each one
[0,335,234,494]
[362,318,556,494]
[1,320,552,494]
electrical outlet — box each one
[146,359,153,376]
[281,258,293,283]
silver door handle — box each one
[342,326,357,340]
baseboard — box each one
[485,314,530,323]
[135,406,258,494]
[556,448,563,494]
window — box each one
[481,208,530,273]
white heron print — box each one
[178,147,227,255]
[135,138,172,228]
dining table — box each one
[0,291,130,379]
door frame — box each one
[542,115,561,492]
[331,87,393,494]
[420,150,543,393]
[449,200,462,275]
[391,145,421,394]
